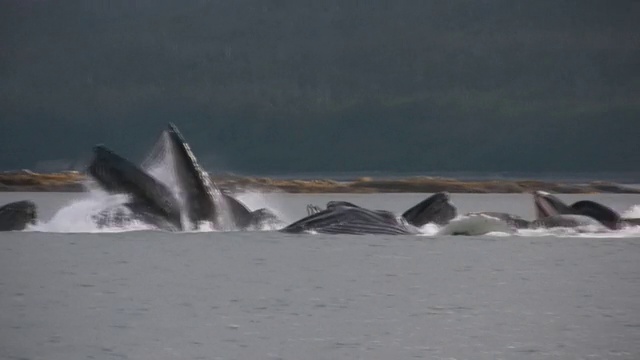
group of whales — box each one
[88,123,280,231]
[289,191,640,235]
[0,123,279,232]
[1,123,639,234]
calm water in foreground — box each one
[1,192,639,360]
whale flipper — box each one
[306,204,323,215]
[0,200,37,231]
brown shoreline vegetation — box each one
[1,171,639,194]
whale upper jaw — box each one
[87,123,276,232]
[401,192,457,227]
[164,123,258,230]
[533,191,573,219]
[88,144,184,231]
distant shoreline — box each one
[1,171,639,194]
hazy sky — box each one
[1,1,639,174]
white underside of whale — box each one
[437,214,515,236]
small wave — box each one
[514,225,640,238]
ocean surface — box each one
[1,192,640,360]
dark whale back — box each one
[88,145,183,230]
[327,201,399,224]
[570,200,622,230]
[402,192,456,227]
[282,205,413,235]
[0,200,37,231]
[292,193,458,235]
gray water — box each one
[1,192,640,360]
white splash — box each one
[417,222,440,236]
[621,205,640,218]
[28,190,155,233]
[436,214,516,236]
[235,189,289,228]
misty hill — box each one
[1,0,639,174]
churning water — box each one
[1,192,639,359]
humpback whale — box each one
[401,192,457,227]
[87,123,279,231]
[282,192,456,235]
[295,190,639,235]
[447,192,638,233]
[0,200,37,231]
[163,123,278,230]
[300,193,535,235]
[458,192,620,232]
[282,203,418,235]
[533,191,640,230]
[88,145,184,231]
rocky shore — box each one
[1,171,639,194]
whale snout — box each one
[533,191,567,219]
[0,200,37,231]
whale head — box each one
[0,200,37,231]
[532,191,573,219]
[570,200,622,230]
[402,192,457,227]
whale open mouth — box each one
[401,192,456,227]
[533,191,570,218]
[88,145,184,231]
